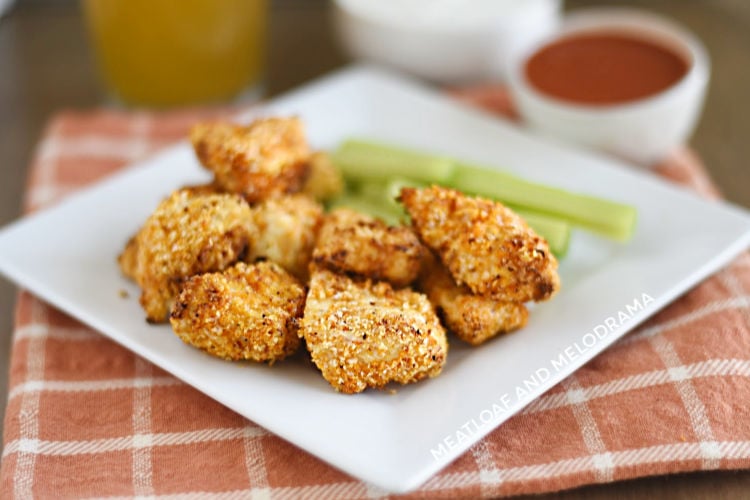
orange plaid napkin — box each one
[2,89,750,499]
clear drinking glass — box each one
[82,0,268,107]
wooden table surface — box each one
[1,0,748,498]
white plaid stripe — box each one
[561,377,613,482]
[133,357,155,496]
[12,299,48,498]
[86,482,372,500]
[648,335,720,469]
[129,111,156,495]
[423,441,750,491]
[524,358,750,414]
[8,377,182,400]
[718,269,750,323]
[3,428,268,458]
[620,295,750,345]
[14,323,99,341]
[470,439,501,496]
[36,135,154,163]
[242,424,270,493]
[28,120,64,211]
[131,111,154,161]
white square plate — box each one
[1,66,749,493]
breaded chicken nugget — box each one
[118,234,139,281]
[190,117,310,203]
[301,151,343,201]
[300,268,447,394]
[135,190,252,323]
[419,252,528,346]
[118,184,224,281]
[401,186,560,303]
[312,208,424,287]
[246,194,323,281]
[170,262,305,363]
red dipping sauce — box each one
[525,32,690,106]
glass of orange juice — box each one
[82,0,267,107]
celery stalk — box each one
[329,138,637,249]
[334,139,636,242]
[333,140,455,183]
[453,164,637,241]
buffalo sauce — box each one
[524,32,690,106]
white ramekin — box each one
[506,7,710,167]
[333,0,561,84]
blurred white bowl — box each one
[507,8,710,166]
[333,0,561,84]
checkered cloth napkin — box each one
[2,88,750,499]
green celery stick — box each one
[453,164,636,241]
[333,139,455,183]
[355,181,392,204]
[331,138,638,244]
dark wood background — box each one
[0,1,748,497]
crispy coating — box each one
[135,189,252,323]
[190,118,310,203]
[118,234,139,281]
[170,262,305,363]
[312,208,424,287]
[300,268,448,394]
[246,194,323,280]
[119,184,223,282]
[419,252,528,346]
[301,151,344,201]
[401,186,560,303]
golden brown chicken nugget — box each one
[119,184,223,281]
[401,186,560,303]
[419,252,528,346]
[312,208,424,287]
[246,194,323,281]
[300,268,447,394]
[170,262,305,363]
[190,117,310,203]
[135,190,252,323]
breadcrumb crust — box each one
[312,208,424,287]
[170,261,305,363]
[401,186,560,303]
[419,252,528,346]
[246,194,323,281]
[134,189,252,322]
[300,268,447,393]
[190,118,310,203]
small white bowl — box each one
[507,8,710,166]
[333,0,561,84]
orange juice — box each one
[82,0,267,107]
